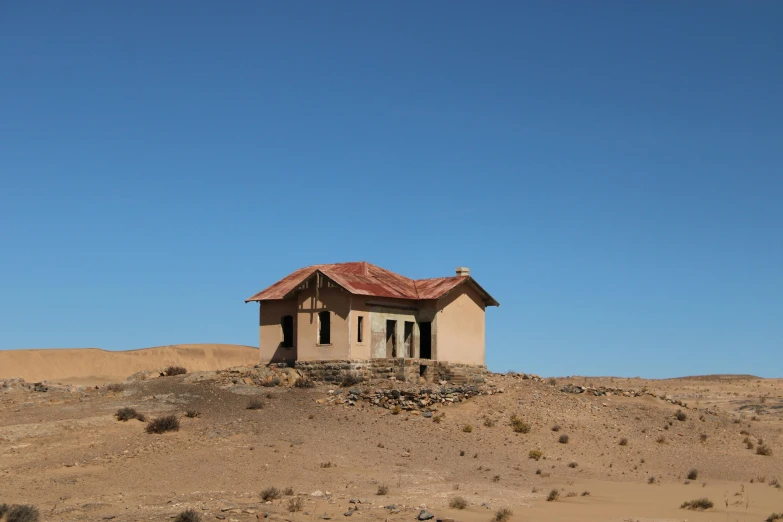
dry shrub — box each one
[294,378,315,388]
[376,484,389,495]
[529,449,543,461]
[462,424,473,433]
[619,437,628,446]
[551,424,561,432]
[766,514,783,522]
[687,469,698,480]
[680,498,713,510]
[568,462,578,468]
[283,486,294,495]
[115,407,141,422]
[173,509,201,522]
[648,476,656,484]
[757,444,773,456]
[261,487,281,501]
[2,504,40,522]
[558,434,569,444]
[287,497,303,512]
[320,462,333,468]
[247,398,264,410]
[164,366,187,376]
[432,414,442,423]
[494,508,513,522]
[340,374,363,387]
[510,415,530,433]
[391,406,401,415]
[145,415,179,434]
[546,489,560,502]
[676,410,687,421]
[106,383,125,393]
[699,433,708,442]
[581,490,591,496]
[484,418,495,427]
[185,409,201,418]
[262,377,281,387]
[449,496,468,509]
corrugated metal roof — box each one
[245,262,499,306]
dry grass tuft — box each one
[511,415,530,433]
[547,489,560,502]
[260,487,281,501]
[494,507,513,522]
[687,469,698,480]
[680,498,713,510]
[529,449,543,461]
[376,484,389,495]
[145,415,179,434]
[757,444,773,456]
[173,509,201,522]
[164,366,187,376]
[449,496,468,510]
[558,434,569,444]
[462,424,473,433]
[619,437,628,446]
[246,398,264,410]
[287,497,303,512]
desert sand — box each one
[0,344,259,385]
[1,357,781,522]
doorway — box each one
[386,320,397,358]
[419,321,432,359]
[281,315,294,348]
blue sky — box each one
[1,2,781,377]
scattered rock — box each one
[418,510,435,520]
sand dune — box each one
[0,344,259,385]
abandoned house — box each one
[245,262,498,381]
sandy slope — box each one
[0,344,259,385]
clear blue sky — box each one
[1,2,781,378]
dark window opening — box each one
[357,315,364,343]
[318,311,331,345]
[281,315,294,348]
[419,364,427,377]
[386,320,397,358]
[419,321,432,359]
[404,321,414,358]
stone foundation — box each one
[294,359,487,384]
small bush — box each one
[287,496,303,512]
[173,509,201,522]
[185,409,201,418]
[391,405,401,415]
[493,475,500,482]
[581,490,590,496]
[340,374,363,387]
[757,444,773,456]
[261,487,281,501]
[699,433,707,442]
[680,498,713,510]
[320,462,333,468]
[262,377,281,387]
[529,449,543,461]
[459,450,465,456]
[547,489,560,501]
[294,378,315,388]
[145,415,180,434]
[462,424,473,433]
[568,462,578,468]
[164,366,187,376]
[494,508,513,522]
[116,407,141,421]
[107,383,125,393]
[449,496,468,509]
[247,398,264,410]
[558,434,569,444]
[283,486,294,495]
[676,410,687,421]
[766,514,783,522]
[432,414,442,423]
[4,504,40,522]
[484,418,495,427]
[551,424,561,432]
[376,484,389,495]
[619,437,628,446]
[687,469,698,480]
[648,476,656,484]
[511,415,530,433]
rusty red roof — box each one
[245,261,499,306]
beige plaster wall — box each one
[296,285,351,361]
[259,300,298,364]
[434,285,486,365]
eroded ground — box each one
[1,373,782,522]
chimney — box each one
[455,266,470,277]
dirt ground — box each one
[1,371,781,522]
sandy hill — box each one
[0,344,258,385]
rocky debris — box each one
[418,509,435,520]
[559,383,689,408]
[323,384,503,412]
[198,365,306,388]
[0,378,85,394]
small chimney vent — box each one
[455,266,470,277]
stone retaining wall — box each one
[294,359,487,384]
